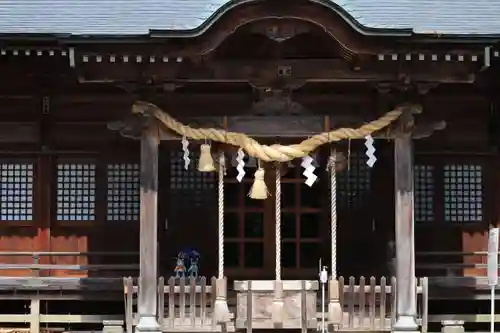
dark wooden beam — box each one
[377,120,447,139]
[0,89,487,129]
[74,59,476,85]
[0,122,39,143]
[0,92,373,120]
[0,92,486,118]
[0,91,485,106]
[10,92,371,109]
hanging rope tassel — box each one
[198,143,216,172]
[328,151,342,328]
[213,152,230,324]
[248,163,268,199]
[272,164,284,324]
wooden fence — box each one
[124,276,234,332]
[125,276,428,333]
[337,276,428,332]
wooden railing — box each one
[0,297,124,333]
[124,276,232,333]
[0,272,438,333]
[0,251,139,333]
[338,276,428,332]
[416,251,498,277]
[416,252,500,330]
[0,251,139,276]
[416,251,500,300]
[124,276,430,332]
[422,276,500,331]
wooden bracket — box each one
[107,112,156,140]
[373,104,446,140]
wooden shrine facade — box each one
[0,0,499,331]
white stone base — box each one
[234,280,319,329]
[136,315,161,333]
[392,315,419,333]
[441,320,465,333]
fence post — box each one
[421,277,429,333]
[246,281,253,333]
[301,280,307,333]
[30,298,40,333]
[124,277,134,333]
[379,277,386,330]
[32,254,40,277]
[157,277,164,327]
[328,279,342,330]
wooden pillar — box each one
[136,125,161,333]
[393,132,419,332]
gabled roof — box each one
[0,0,499,37]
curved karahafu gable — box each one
[0,0,499,37]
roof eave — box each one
[0,0,499,43]
[1,32,498,45]
[148,0,414,38]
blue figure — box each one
[187,250,200,278]
[174,248,200,279]
[174,252,186,278]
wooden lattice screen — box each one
[168,148,216,209]
[56,162,96,221]
[0,163,34,221]
[337,152,371,209]
[443,164,483,223]
[413,161,485,224]
[106,163,140,221]
[414,164,435,222]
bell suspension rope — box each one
[218,152,224,279]
[275,165,281,281]
[330,152,337,280]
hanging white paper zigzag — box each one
[301,155,318,187]
[365,134,377,168]
[181,136,190,170]
[236,149,246,182]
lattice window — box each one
[443,164,483,222]
[414,165,434,222]
[337,152,371,208]
[0,163,34,221]
[56,163,96,221]
[169,149,216,208]
[107,164,140,221]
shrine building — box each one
[0,1,498,333]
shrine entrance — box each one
[223,156,326,280]
[159,142,390,280]
[335,144,392,279]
